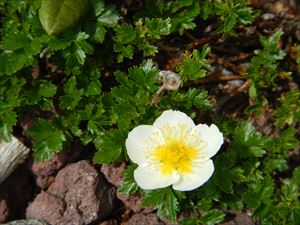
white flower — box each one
[125,110,223,191]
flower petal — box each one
[172,159,214,191]
[125,125,165,165]
[189,124,223,160]
[153,110,195,129]
[153,110,195,140]
[134,165,180,190]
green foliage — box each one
[214,0,256,34]
[247,29,286,100]
[1,0,299,224]
[112,0,254,62]
[274,90,300,128]
[258,167,300,225]
[292,44,300,73]
[94,129,125,164]
[137,0,200,35]
[159,88,211,112]
[118,164,139,195]
[177,45,211,83]
[113,17,172,62]
[143,188,180,222]
[263,128,299,174]
[39,0,89,35]
[0,75,25,141]
[181,209,225,225]
[28,119,66,161]
[191,120,299,224]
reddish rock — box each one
[98,219,119,225]
[100,162,126,187]
[0,199,9,223]
[29,144,82,189]
[26,192,65,225]
[26,160,117,225]
[117,193,153,213]
[221,213,255,225]
[126,213,164,225]
[0,165,32,223]
[101,162,153,213]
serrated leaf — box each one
[74,45,86,65]
[59,76,83,110]
[143,188,179,221]
[199,210,225,225]
[93,26,106,43]
[90,0,104,16]
[39,0,89,35]
[157,190,179,222]
[29,119,66,161]
[93,129,125,163]
[178,45,211,83]
[118,164,139,195]
[231,122,267,158]
[97,5,119,27]
[243,176,274,209]
[114,24,136,44]
[0,122,12,142]
[87,80,101,95]
[39,81,57,97]
[40,98,54,110]
[0,104,17,142]
[1,32,30,51]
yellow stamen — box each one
[153,139,198,176]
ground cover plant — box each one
[0,0,300,224]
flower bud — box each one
[159,70,181,91]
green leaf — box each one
[143,188,179,222]
[97,5,119,27]
[87,80,101,95]
[118,164,139,195]
[91,0,104,16]
[114,24,137,44]
[93,26,106,43]
[199,210,225,225]
[29,119,66,161]
[249,83,257,99]
[39,0,89,35]
[231,122,267,158]
[93,129,125,163]
[143,17,172,39]
[215,152,245,193]
[74,45,86,65]
[274,90,300,128]
[177,45,211,83]
[59,76,83,110]
[0,104,17,142]
[243,176,274,209]
[39,80,57,97]
[0,122,12,142]
[1,32,30,51]
[215,0,256,34]
[157,189,179,222]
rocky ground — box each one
[1,0,300,224]
[0,149,256,225]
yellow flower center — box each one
[153,139,198,176]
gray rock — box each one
[2,219,49,225]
